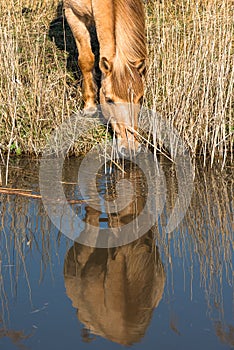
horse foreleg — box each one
[92,0,115,67]
[65,8,97,114]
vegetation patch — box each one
[0,0,233,165]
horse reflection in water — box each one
[63,166,165,346]
[64,0,147,157]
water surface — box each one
[0,156,233,349]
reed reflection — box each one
[0,158,232,348]
[64,164,165,345]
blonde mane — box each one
[111,0,147,99]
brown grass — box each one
[0,0,233,165]
[145,0,233,165]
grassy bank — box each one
[0,0,233,163]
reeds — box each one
[0,0,81,156]
[146,0,233,165]
[0,0,233,164]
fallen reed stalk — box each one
[0,186,86,203]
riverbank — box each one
[0,0,233,164]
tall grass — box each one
[0,0,233,164]
[0,0,81,156]
[146,0,233,164]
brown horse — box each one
[64,0,147,157]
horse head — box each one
[99,56,146,158]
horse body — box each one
[64,0,146,156]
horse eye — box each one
[106,97,114,104]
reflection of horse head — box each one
[64,231,165,345]
[64,164,165,345]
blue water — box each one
[0,158,233,350]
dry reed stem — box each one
[0,0,233,165]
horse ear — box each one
[100,57,112,74]
[134,59,146,76]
